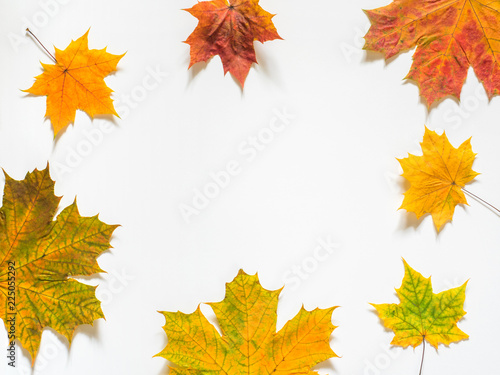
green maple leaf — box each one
[372,259,468,349]
[0,166,117,363]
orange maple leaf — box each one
[157,270,338,375]
[363,0,500,107]
[184,0,282,87]
[398,127,478,231]
[0,166,118,363]
[25,30,125,135]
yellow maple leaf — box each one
[371,259,468,349]
[156,270,338,375]
[25,30,125,136]
[398,126,479,231]
[0,166,118,363]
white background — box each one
[1,0,500,374]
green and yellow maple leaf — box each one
[157,269,338,375]
[398,126,479,231]
[371,259,468,349]
[0,166,118,363]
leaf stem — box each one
[461,187,500,214]
[419,337,425,375]
[26,28,57,63]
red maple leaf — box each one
[364,0,500,107]
[184,0,282,87]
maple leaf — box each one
[0,166,118,363]
[156,269,337,375]
[398,126,478,231]
[371,259,468,349]
[363,0,500,107]
[184,0,282,87]
[25,30,125,135]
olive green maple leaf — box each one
[0,166,117,363]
